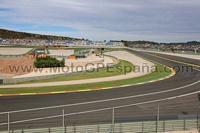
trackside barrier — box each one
[0,55,22,58]
[0,106,200,133]
[0,119,199,133]
[0,93,199,133]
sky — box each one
[0,0,200,42]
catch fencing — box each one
[0,103,200,133]
[0,114,199,133]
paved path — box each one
[0,48,32,55]
[0,51,154,88]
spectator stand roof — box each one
[45,40,53,44]
[66,40,74,45]
[2,39,9,42]
[106,41,113,45]
[86,41,93,45]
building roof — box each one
[73,50,89,56]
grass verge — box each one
[22,60,133,84]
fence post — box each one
[163,121,165,132]
[74,125,76,133]
[197,114,199,131]
[156,106,160,133]
[120,123,122,133]
[63,109,65,133]
[142,122,144,133]
[97,124,99,133]
[8,112,10,133]
[48,127,51,133]
[65,126,67,133]
[112,108,115,133]
[183,119,186,131]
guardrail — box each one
[0,116,199,133]
[0,55,22,58]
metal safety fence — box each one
[0,119,199,133]
[0,55,22,58]
[0,106,200,133]
[0,90,200,133]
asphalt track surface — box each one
[0,49,200,131]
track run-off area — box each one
[0,48,200,131]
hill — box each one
[0,28,81,40]
[186,41,200,45]
[121,40,200,47]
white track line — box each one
[1,89,200,126]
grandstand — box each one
[0,29,124,47]
[0,38,124,47]
[128,42,200,54]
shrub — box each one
[34,56,65,68]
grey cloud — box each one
[0,0,200,42]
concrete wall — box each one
[0,48,32,55]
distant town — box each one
[0,29,200,54]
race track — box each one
[0,48,200,131]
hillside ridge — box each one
[0,28,81,40]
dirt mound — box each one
[0,58,35,76]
